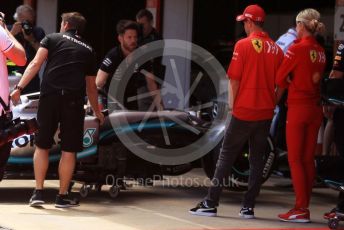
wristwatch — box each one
[14,84,24,91]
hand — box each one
[0,12,6,29]
[10,22,22,36]
[10,89,21,106]
[95,111,105,126]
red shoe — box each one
[278,208,310,223]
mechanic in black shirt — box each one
[323,43,344,219]
[11,12,104,208]
[136,9,165,110]
[10,4,45,94]
[96,20,163,111]
[136,9,162,46]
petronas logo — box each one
[252,39,263,53]
[83,128,96,148]
[310,50,317,63]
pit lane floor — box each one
[0,169,339,230]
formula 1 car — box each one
[5,92,223,198]
[3,90,278,198]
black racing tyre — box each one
[328,218,339,229]
[202,135,277,189]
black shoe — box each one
[55,194,79,208]
[29,189,45,207]
[239,207,255,219]
[189,201,217,217]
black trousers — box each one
[205,116,271,208]
[333,108,344,157]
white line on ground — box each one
[126,206,216,229]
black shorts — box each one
[35,93,85,152]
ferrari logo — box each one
[252,39,263,53]
[310,50,317,63]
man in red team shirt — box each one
[189,4,283,218]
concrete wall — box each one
[161,0,194,109]
[36,0,58,34]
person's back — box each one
[228,31,283,121]
[276,8,327,223]
[277,36,326,105]
[190,5,284,219]
[10,11,104,208]
[40,30,95,96]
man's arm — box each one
[10,47,47,103]
[145,72,163,110]
[3,26,26,66]
[86,76,104,125]
[229,79,240,110]
[96,69,109,89]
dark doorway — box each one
[193,0,335,69]
[58,0,146,65]
[1,0,23,25]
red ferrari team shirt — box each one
[227,31,284,121]
[276,36,326,105]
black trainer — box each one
[239,207,255,219]
[55,194,80,208]
[189,201,217,217]
[29,189,45,207]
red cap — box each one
[236,4,266,22]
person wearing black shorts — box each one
[11,12,104,208]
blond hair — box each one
[296,8,325,35]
